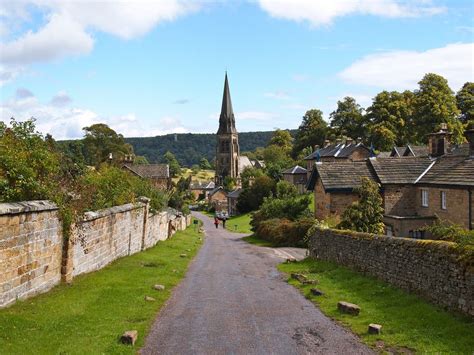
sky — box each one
[0,0,473,139]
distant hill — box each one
[126,130,296,166]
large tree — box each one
[268,129,293,153]
[366,90,414,150]
[82,123,133,166]
[163,151,181,177]
[412,73,463,144]
[456,82,474,123]
[292,109,328,158]
[329,96,367,140]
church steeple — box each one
[218,72,237,134]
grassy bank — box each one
[225,213,252,234]
[279,258,474,353]
[241,235,274,247]
[0,221,204,354]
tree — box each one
[236,175,276,213]
[163,151,181,177]
[223,176,236,191]
[199,157,212,170]
[412,73,463,144]
[268,129,293,153]
[134,155,149,165]
[338,178,384,234]
[366,90,414,150]
[456,82,474,123]
[329,96,367,140]
[240,166,264,189]
[82,123,133,166]
[292,109,328,158]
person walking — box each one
[222,217,227,229]
[214,216,219,229]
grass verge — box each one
[278,258,474,353]
[241,235,274,247]
[225,213,252,234]
[0,220,204,355]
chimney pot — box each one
[335,138,342,145]
[440,123,448,131]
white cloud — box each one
[339,42,474,91]
[0,1,200,73]
[51,90,72,106]
[264,91,291,100]
[238,111,278,121]
[0,90,189,139]
[258,0,444,26]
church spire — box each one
[218,72,237,134]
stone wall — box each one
[1,200,191,306]
[309,227,474,317]
[0,201,62,308]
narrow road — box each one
[141,212,373,355]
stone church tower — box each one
[215,73,240,185]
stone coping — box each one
[0,200,58,215]
[383,214,438,220]
[82,202,145,222]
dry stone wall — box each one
[1,200,191,307]
[0,201,62,308]
[309,228,474,317]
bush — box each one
[423,220,474,247]
[255,217,314,247]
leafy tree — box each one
[236,175,276,213]
[223,176,236,191]
[338,178,384,234]
[199,157,212,170]
[366,90,414,150]
[0,118,61,202]
[412,73,463,144]
[292,109,328,158]
[329,96,367,140]
[240,166,264,189]
[134,155,149,165]
[275,180,298,199]
[268,129,293,153]
[456,82,474,123]
[163,151,181,177]
[82,123,133,166]
[262,144,294,181]
[191,164,200,174]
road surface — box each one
[141,212,373,355]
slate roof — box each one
[417,156,474,187]
[227,188,243,199]
[209,186,227,197]
[451,143,470,156]
[390,146,405,157]
[307,160,377,191]
[369,157,432,184]
[239,156,253,174]
[304,142,369,160]
[404,145,429,157]
[282,165,307,175]
[123,164,169,179]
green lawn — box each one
[225,213,252,233]
[241,235,274,247]
[279,258,474,353]
[0,221,204,355]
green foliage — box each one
[239,166,264,189]
[338,178,384,234]
[330,96,368,140]
[199,157,212,170]
[163,151,181,177]
[253,217,314,247]
[134,155,149,165]
[292,109,328,157]
[456,82,474,123]
[236,175,276,213]
[263,144,294,180]
[82,123,133,166]
[223,176,236,191]
[0,119,61,202]
[275,180,298,199]
[268,129,293,153]
[412,73,463,144]
[423,220,474,248]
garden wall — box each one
[308,228,474,317]
[1,200,191,306]
[0,201,62,308]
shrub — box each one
[423,220,474,247]
[255,217,314,247]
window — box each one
[440,191,447,210]
[421,189,429,207]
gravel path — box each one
[141,212,373,355]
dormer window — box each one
[421,189,429,207]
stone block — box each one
[337,301,360,315]
[153,284,165,291]
[310,288,324,296]
[368,323,382,334]
[145,296,156,302]
[290,273,307,283]
[120,330,138,345]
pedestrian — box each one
[222,218,227,229]
[214,216,219,229]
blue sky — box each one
[0,0,473,139]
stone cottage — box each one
[122,163,170,189]
[282,165,307,194]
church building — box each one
[215,73,252,186]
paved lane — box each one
[141,212,373,355]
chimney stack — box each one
[335,138,342,145]
[465,128,474,157]
[324,139,330,148]
[428,124,451,157]
[346,138,353,146]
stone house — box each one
[208,187,228,212]
[227,188,243,216]
[189,180,215,200]
[122,164,170,189]
[304,139,371,174]
[282,165,307,194]
[307,128,474,238]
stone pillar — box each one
[139,197,150,251]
